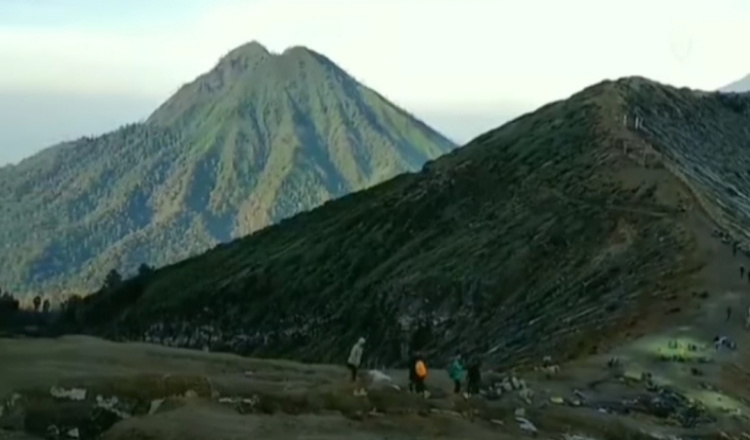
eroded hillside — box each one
[61,77,750,370]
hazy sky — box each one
[1,0,749,165]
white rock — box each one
[518,388,534,402]
[67,427,80,439]
[95,395,131,419]
[50,387,87,401]
[511,377,521,389]
[516,417,538,433]
[148,399,165,415]
[368,370,393,384]
[9,393,21,408]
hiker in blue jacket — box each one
[448,352,467,394]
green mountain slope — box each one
[63,77,748,367]
[0,42,456,295]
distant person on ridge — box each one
[448,352,467,394]
[347,337,365,383]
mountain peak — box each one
[281,45,315,57]
[720,73,750,93]
[224,40,270,58]
[219,42,318,64]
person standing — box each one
[466,357,482,396]
[408,351,419,393]
[414,355,429,397]
[347,337,366,382]
[448,352,467,394]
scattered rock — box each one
[511,377,522,390]
[50,387,87,401]
[66,427,80,439]
[550,396,564,405]
[95,395,132,419]
[518,388,534,403]
[624,371,642,382]
[367,370,394,389]
[602,388,713,428]
[148,399,165,415]
[46,425,60,438]
[573,389,587,401]
[516,417,538,434]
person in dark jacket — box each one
[408,351,419,392]
[466,357,482,396]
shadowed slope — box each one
[63,77,750,369]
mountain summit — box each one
[0,42,456,294]
[719,73,750,93]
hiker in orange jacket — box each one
[413,354,429,396]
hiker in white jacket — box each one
[347,337,366,382]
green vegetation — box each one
[61,77,750,368]
[0,42,456,296]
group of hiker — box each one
[346,337,483,397]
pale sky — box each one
[1,0,749,165]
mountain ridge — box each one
[0,42,457,296]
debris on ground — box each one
[714,336,737,351]
[595,387,714,428]
[516,416,538,434]
[50,387,87,401]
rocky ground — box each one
[2,306,749,440]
